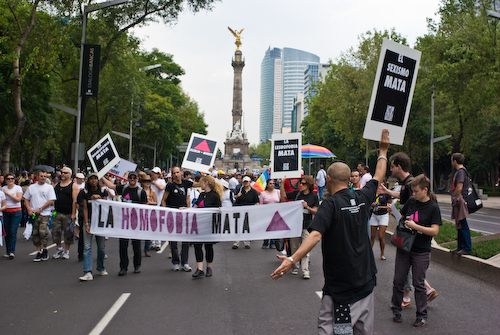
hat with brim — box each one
[242,176,251,182]
[88,172,98,179]
[75,173,85,179]
[221,179,229,189]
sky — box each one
[131,0,442,152]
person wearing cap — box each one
[232,175,259,249]
[79,173,109,281]
[150,167,166,251]
[220,179,234,208]
[74,173,86,190]
[101,171,148,276]
[216,170,225,183]
[140,173,157,257]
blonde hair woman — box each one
[191,175,222,278]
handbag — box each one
[462,169,483,214]
[391,218,416,252]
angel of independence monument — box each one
[215,28,260,172]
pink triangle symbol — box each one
[198,200,205,208]
[194,140,211,153]
[266,211,291,231]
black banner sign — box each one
[81,44,101,98]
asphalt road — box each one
[438,204,500,235]
[1,229,500,334]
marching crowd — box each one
[2,129,475,333]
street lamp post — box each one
[74,0,130,173]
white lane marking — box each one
[29,243,58,256]
[89,293,131,335]
[316,291,323,299]
[157,241,169,254]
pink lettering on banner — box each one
[176,212,183,234]
[140,209,149,231]
[191,214,198,234]
[130,208,138,230]
[185,213,190,234]
[159,211,166,231]
[122,208,129,229]
[150,210,158,231]
[167,212,174,233]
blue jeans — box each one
[144,240,151,254]
[457,218,472,252]
[3,210,22,255]
[83,225,106,274]
[317,186,324,199]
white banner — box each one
[107,158,137,181]
[87,133,121,179]
[90,200,304,242]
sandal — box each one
[381,256,386,260]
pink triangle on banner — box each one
[194,140,211,153]
[266,211,291,231]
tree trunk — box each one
[2,0,40,173]
[29,140,41,171]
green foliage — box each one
[435,220,482,244]
[249,142,271,166]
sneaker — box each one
[53,249,64,259]
[401,299,411,309]
[303,272,310,279]
[33,252,42,262]
[41,249,49,261]
[3,254,10,258]
[427,289,438,303]
[270,244,276,249]
[244,245,251,249]
[79,272,93,281]
[172,264,181,271]
[168,251,172,259]
[413,318,428,327]
[450,247,461,254]
[393,314,403,323]
[134,266,141,274]
[291,268,299,275]
[232,245,239,249]
[100,270,109,276]
[262,244,268,249]
[62,250,70,260]
[192,268,204,278]
[205,267,213,277]
[118,268,127,276]
[182,264,192,272]
[144,252,151,257]
[9,253,15,259]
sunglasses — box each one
[129,175,137,180]
[6,178,15,180]
[300,182,307,185]
[61,171,70,174]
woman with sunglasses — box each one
[2,173,24,259]
[280,175,319,279]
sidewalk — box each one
[435,193,500,210]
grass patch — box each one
[442,240,500,259]
[434,221,482,244]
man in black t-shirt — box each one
[161,166,194,272]
[451,153,472,255]
[272,129,390,335]
[101,171,147,276]
[379,152,413,207]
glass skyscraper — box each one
[259,47,319,143]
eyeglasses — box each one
[300,182,307,185]
[129,176,137,180]
[61,171,70,174]
[6,178,14,181]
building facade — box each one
[303,63,330,117]
[259,47,281,143]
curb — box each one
[384,230,500,288]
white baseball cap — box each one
[75,173,85,179]
[242,176,251,182]
[152,167,161,173]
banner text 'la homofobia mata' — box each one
[91,200,304,242]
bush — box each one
[442,240,500,259]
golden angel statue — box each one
[228,27,244,50]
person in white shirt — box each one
[228,174,238,191]
[23,170,57,262]
[2,172,23,259]
[358,163,373,187]
[148,167,166,252]
[316,165,327,199]
[75,173,86,189]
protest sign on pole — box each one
[87,133,121,179]
[363,39,421,145]
[271,133,302,179]
[107,158,137,181]
[181,133,219,174]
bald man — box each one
[271,129,390,335]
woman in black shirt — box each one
[391,174,441,327]
[191,176,222,278]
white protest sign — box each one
[90,199,303,242]
[271,133,302,179]
[363,39,421,145]
[181,133,219,174]
[87,133,121,179]
[107,158,137,181]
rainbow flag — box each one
[253,169,270,193]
